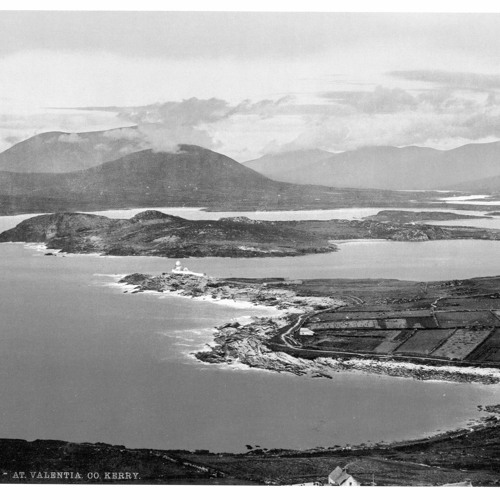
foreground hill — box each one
[245,142,500,191]
[0,415,500,486]
[1,414,499,485]
[0,145,438,214]
[0,127,143,173]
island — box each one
[363,209,490,223]
[2,209,500,258]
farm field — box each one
[310,310,434,321]
[281,277,500,367]
[436,297,500,310]
[374,330,411,354]
[432,329,493,360]
[395,329,453,356]
[465,329,500,363]
[435,311,500,328]
[311,336,382,352]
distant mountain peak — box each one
[0,127,144,174]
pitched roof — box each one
[328,466,352,485]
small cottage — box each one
[328,467,360,486]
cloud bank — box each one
[6,67,500,162]
[389,70,500,90]
[72,80,500,160]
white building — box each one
[171,261,204,277]
[328,467,360,486]
[299,327,315,336]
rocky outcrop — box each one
[119,272,340,310]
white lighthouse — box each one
[171,260,204,277]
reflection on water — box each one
[439,194,492,202]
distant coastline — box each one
[2,209,500,259]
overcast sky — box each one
[3,11,500,160]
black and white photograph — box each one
[0,4,500,489]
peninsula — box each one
[121,271,500,384]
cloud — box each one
[0,109,130,154]
[81,98,229,152]
[255,82,500,154]
[58,133,88,144]
[389,70,500,90]
[6,82,500,161]
[68,88,500,159]
[101,127,141,141]
[112,98,231,126]
[80,97,294,154]
[321,86,417,114]
[136,123,218,153]
[94,143,111,152]
[4,135,21,145]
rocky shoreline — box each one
[195,317,500,384]
[120,272,500,385]
[120,272,341,309]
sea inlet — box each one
[0,210,499,452]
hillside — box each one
[0,127,143,173]
[448,173,500,193]
[244,149,334,177]
[0,145,277,206]
[0,145,438,215]
[245,142,500,191]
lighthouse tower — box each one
[173,260,184,272]
[171,260,205,277]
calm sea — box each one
[0,210,499,452]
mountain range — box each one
[1,128,500,192]
[244,143,500,191]
[0,144,429,215]
[0,128,499,216]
